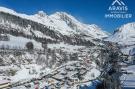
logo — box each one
[105,0,132,19]
[112,0,125,6]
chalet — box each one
[0,80,10,89]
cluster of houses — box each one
[0,79,98,89]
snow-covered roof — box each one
[0,80,10,85]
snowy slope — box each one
[0,34,42,49]
[0,7,108,89]
[49,12,108,38]
[107,22,135,45]
[106,22,135,54]
[0,6,108,39]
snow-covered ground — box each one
[11,64,42,82]
[0,34,42,49]
[0,64,46,82]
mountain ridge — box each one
[106,22,135,54]
[0,6,108,39]
[107,22,135,45]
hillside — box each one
[106,22,135,54]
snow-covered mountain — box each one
[0,7,108,44]
[106,22,135,54]
[0,6,123,89]
[49,12,108,38]
[0,6,110,67]
[107,22,135,45]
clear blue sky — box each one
[0,0,134,33]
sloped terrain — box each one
[0,6,112,89]
[106,22,135,54]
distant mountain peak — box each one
[106,22,135,54]
[88,24,101,29]
[0,6,108,39]
[120,22,135,30]
[106,22,135,46]
[53,12,74,18]
[113,22,135,34]
[50,12,78,22]
[36,11,47,17]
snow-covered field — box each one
[0,34,42,49]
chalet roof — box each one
[0,80,10,85]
